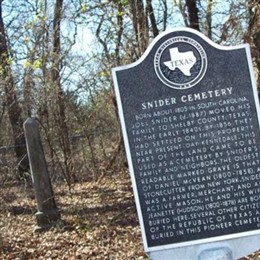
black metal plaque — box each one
[112,28,260,251]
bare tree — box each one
[146,0,159,37]
[185,0,200,31]
[205,0,213,39]
[0,0,253,183]
[0,0,29,177]
[247,0,260,90]
[52,0,75,183]
[128,0,149,57]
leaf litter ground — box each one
[0,170,260,259]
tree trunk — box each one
[146,0,159,37]
[247,0,260,90]
[52,0,74,183]
[115,0,124,65]
[129,0,149,57]
[0,1,29,177]
[161,0,168,31]
[206,0,213,39]
[185,0,200,31]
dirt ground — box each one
[0,170,260,259]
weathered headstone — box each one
[24,117,60,231]
[112,28,260,259]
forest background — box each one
[1,0,260,259]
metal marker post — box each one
[198,247,233,260]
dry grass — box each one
[0,170,147,259]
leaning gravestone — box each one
[112,28,260,260]
[24,117,60,231]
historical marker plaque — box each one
[112,28,260,252]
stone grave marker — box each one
[24,117,60,231]
[112,28,260,260]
